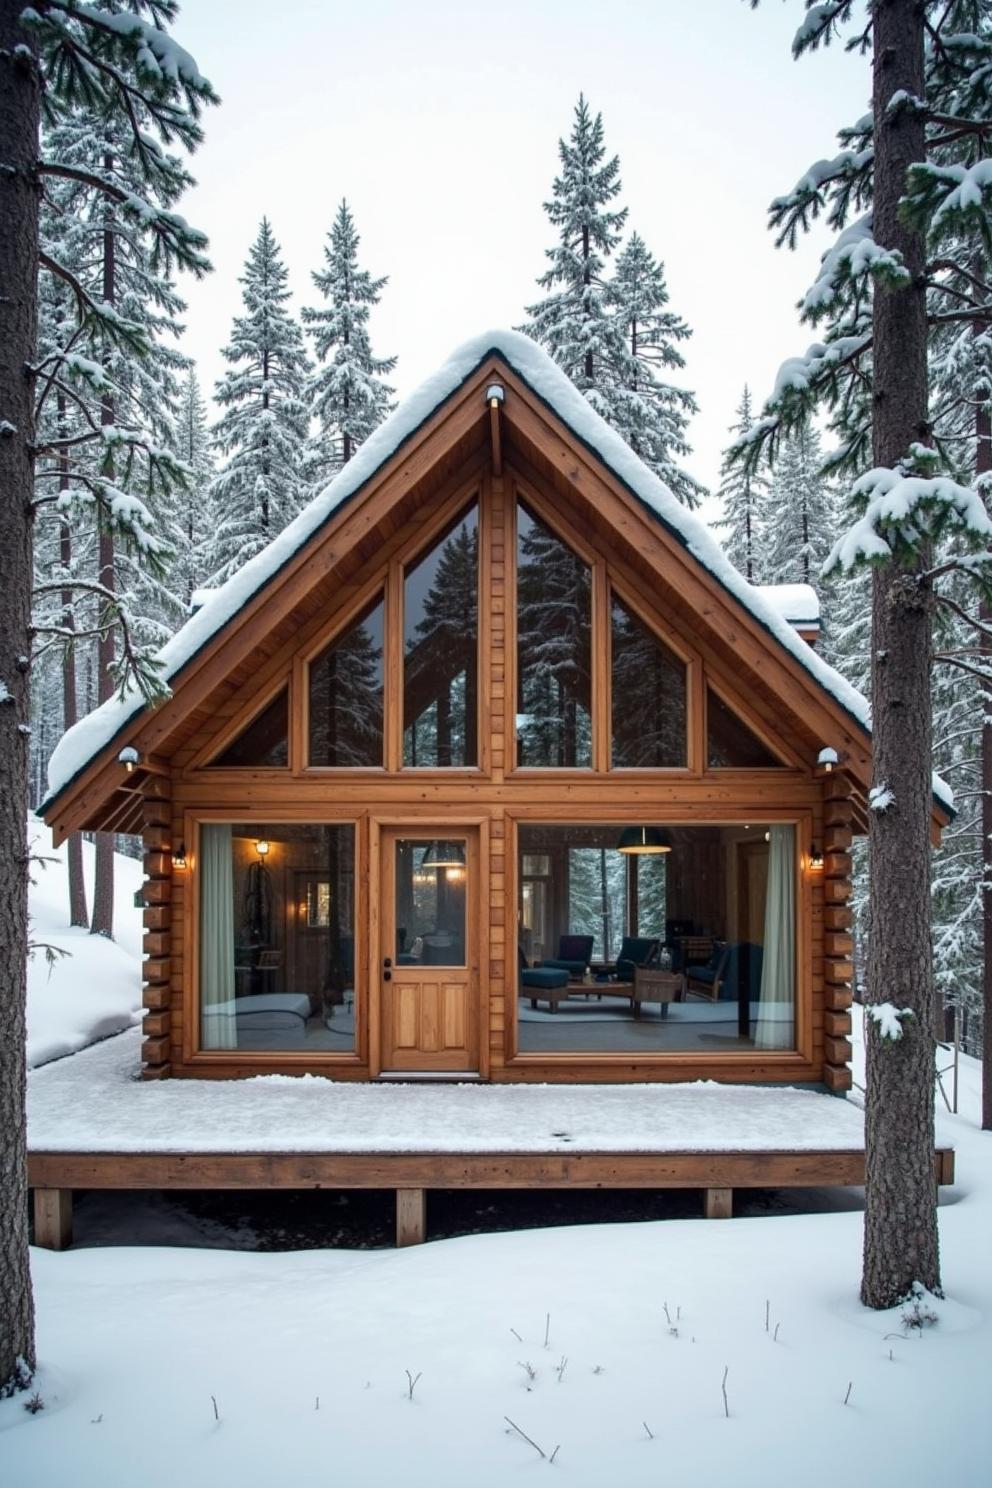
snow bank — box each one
[26,816,143,1068]
[45,330,927,804]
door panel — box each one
[379,829,479,1072]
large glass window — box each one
[403,507,479,767]
[309,594,385,767]
[516,822,796,1055]
[516,503,592,766]
[611,596,687,767]
[212,689,288,768]
[200,822,356,1052]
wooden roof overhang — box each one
[39,348,950,846]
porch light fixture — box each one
[485,382,505,409]
[809,844,824,871]
[172,842,187,869]
[816,746,839,776]
[421,840,466,871]
[617,825,672,855]
[118,746,140,774]
[255,838,270,858]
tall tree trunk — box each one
[91,154,116,939]
[58,386,87,927]
[861,0,940,1308]
[977,376,992,1131]
[0,2,40,1391]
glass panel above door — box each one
[309,593,385,767]
[516,502,592,767]
[394,840,467,966]
[403,506,479,767]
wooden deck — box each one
[28,1145,956,1250]
[27,1030,955,1250]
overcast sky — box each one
[172,0,869,511]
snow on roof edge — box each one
[756,584,821,627]
[42,327,954,816]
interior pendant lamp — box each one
[617,826,672,855]
[421,840,467,871]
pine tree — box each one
[164,365,214,607]
[0,0,216,1399]
[736,0,992,1306]
[763,424,835,590]
[716,387,769,581]
[303,199,395,484]
[606,231,704,508]
[520,94,628,418]
[208,219,310,584]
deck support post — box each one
[34,1188,73,1250]
[704,1186,732,1219]
[396,1187,426,1246]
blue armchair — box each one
[541,934,595,979]
[686,943,763,1002]
[603,936,660,983]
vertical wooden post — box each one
[33,1188,73,1250]
[704,1187,732,1219]
[396,1188,426,1246]
[141,776,172,1077]
[822,773,854,1092]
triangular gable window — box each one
[706,687,781,768]
[611,596,687,767]
[211,688,289,768]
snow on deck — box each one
[28,1028,866,1156]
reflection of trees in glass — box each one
[404,511,478,767]
[517,505,592,766]
[706,687,779,768]
[215,689,288,767]
[309,596,384,766]
[635,855,667,940]
[611,598,686,767]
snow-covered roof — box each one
[755,584,821,629]
[42,328,953,815]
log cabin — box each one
[39,330,952,1091]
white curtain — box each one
[755,825,795,1050]
[200,823,237,1049]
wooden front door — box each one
[379,828,479,1072]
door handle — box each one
[383,970,392,982]
[383,957,392,969]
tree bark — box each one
[977,375,992,1130]
[91,154,116,939]
[0,0,40,1392]
[861,0,941,1308]
[58,386,87,927]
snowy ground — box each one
[8,844,990,1485]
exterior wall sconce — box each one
[255,839,270,858]
[172,842,187,869]
[808,844,824,872]
[118,746,140,774]
[485,382,505,409]
[816,747,839,777]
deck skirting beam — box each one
[27,1146,954,1250]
